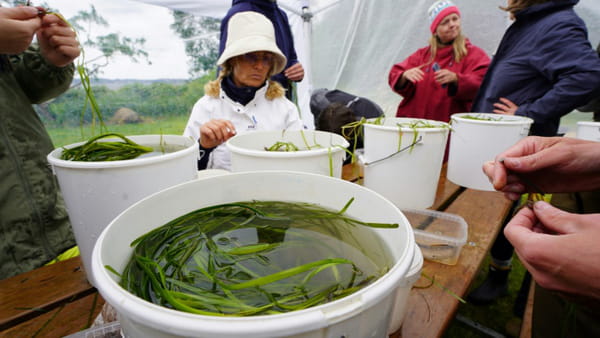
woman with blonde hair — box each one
[388,0,490,122]
[184,11,303,170]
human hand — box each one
[199,119,237,148]
[505,201,600,304]
[433,68,457,86]
[493,97,518,115]
[0,6,41,54]
[482,136,600,199]
[284,62,304,82]
[37,13,80,67]
[402,67,425,84]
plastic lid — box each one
[403,208,468,245]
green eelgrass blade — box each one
[223,258,352,290]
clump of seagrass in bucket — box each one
[108,198,398,316]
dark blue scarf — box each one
[222,75,262,106]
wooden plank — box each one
[342,161,362,183]
[0,293,105,338]
[519,280,535,338]
[0,257,93,330]
[394,188,512,337]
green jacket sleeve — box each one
[10,44,75,104]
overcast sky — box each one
[44,0,190,80]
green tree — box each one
[9,1,150,78]
[60,4,150,78]
[10,1,152,124]
[170,11,220,77]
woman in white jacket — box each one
[184,11,303,170]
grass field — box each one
[46,115,189,148]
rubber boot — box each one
[467,264,510,305]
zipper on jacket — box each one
[0,119,56,260]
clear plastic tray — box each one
[63,321,122,338]
[402,209,468,265]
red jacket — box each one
[389,40,490,122]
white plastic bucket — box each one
[362,118,450,209]
[47,135,198,285]
[91,171,416,338]
[447,113,533,191]
[576,121,600,141]
[388,247,423,334]
[226,130,349,178]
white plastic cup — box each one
[91,171,416,338]
[226,130,349,178]
[47,135,198,286]
[447,113,533,191]
[576,121,600,141]
[362,118,450,209]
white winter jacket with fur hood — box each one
[184,81,303,170]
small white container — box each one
[447,113,533,191]
[47,135,198,286]
[91,171,416,338]
[227,130,349,178]
[362,118,450,209]
[402,209,468,266]
[576,121,600,141]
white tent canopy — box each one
[135,0,600,129]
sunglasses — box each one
[240,52,274,66]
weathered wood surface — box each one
[0,257,104,337]
[519,281,535,338]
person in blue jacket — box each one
[220,0,304,99]
[468,0,600,321]
[471,0,600,137]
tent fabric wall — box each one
[135,0,600,126]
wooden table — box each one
[0,164,513,338]
[345,164,513,337]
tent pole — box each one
[301,0,312,95]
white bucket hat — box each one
[217,11,287,76]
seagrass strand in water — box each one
[116,200,397,316]
[60,133,153,161]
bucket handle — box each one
[363,136,423,167]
